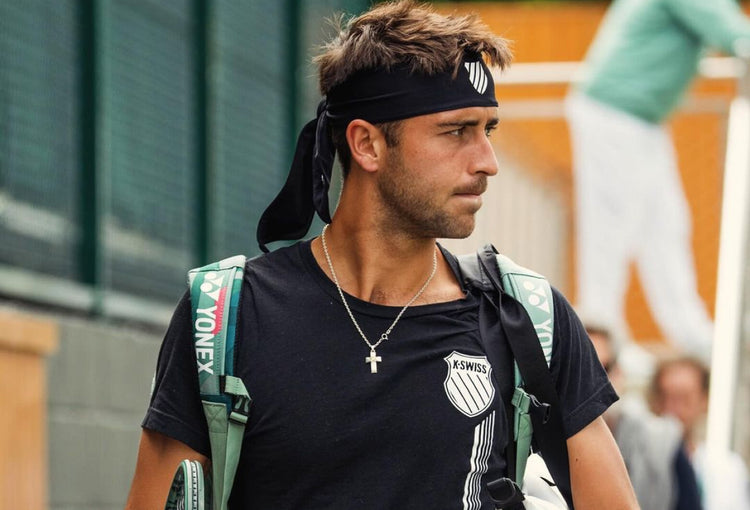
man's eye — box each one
[449,127,465,136]
[485,126,497,137]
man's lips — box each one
[454,180,487,196]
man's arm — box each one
[665,0,750,55]
[124,429,209,510]
[567,416,640,510]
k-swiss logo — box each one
[443,351,495,417]
[464,61,488,95]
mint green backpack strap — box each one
[495,253,554,487]
[188,254,249,510]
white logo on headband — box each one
[464,61,488,95]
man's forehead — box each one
[663,364,703,384]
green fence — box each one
[0,1,81,280]
[0,0,367,322]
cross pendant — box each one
[365,349,382,374]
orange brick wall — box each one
[0,310,58,510]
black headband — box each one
[257,56,497,252]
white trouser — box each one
[566,92,713,357]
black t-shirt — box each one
[144,241,616,509]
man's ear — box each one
[346,119,386,173]
[699,390,709,413]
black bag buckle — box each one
[220,375,251,425]
[528,394,551,424]
[487,477,525,509]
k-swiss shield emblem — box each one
[443,351,496,417]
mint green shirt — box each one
[579,0,750,123]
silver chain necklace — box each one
[320,224,438,374]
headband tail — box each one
[312,107,334,224]
[257,101,337,252]
[257,118,318,253]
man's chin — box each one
[437,219,476,240]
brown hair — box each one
[648,355,711,410]
[583,320,620,373]
[315,0,512,173]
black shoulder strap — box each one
[458,245,574,509]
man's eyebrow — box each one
[437,118,499,128]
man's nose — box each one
[473,135,499,176]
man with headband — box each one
[126,2,638,509]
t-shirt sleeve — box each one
[141,291,211,457]
[548,287,618,438]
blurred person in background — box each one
[587,322,702,510]
[650,358,709,454]
[566,0,750,360]
[650,356,750,510]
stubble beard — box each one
[376,151,478,239]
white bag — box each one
[520,454,570,510]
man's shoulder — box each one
[450,244,574,325]
[246,240,308,270]
[239,241,314,295]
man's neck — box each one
[311,221,464,306]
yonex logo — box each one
[523,280,551,313]
[464,61,488,94]
[193,270,228,375]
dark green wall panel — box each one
[209,2,288,260]
[0,0,370,313]
[100,0,196,299]
[0,1,81,278]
